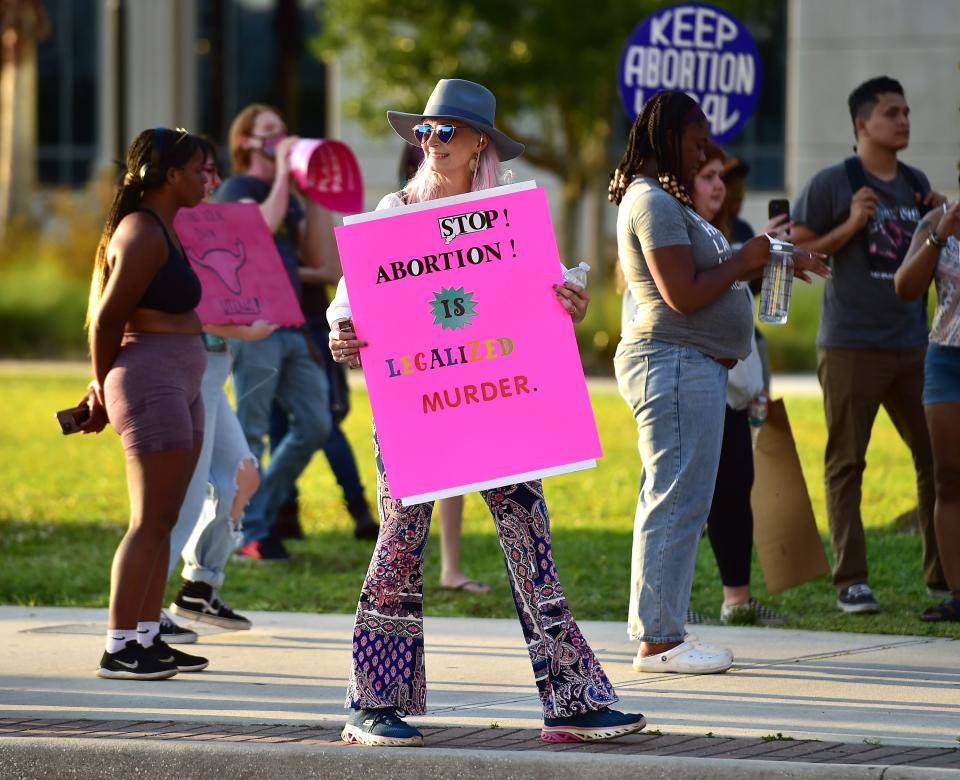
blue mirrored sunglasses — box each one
[412,123,459,144]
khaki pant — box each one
[817,346,943,592]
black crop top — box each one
[136,208,203,313]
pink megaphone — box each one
[289,138,364,214]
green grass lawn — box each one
[1,364,956,639]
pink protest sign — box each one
[290,139,364,214]
[336,181,601,504]
[174,202,304,327]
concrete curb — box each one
[0,737,952,780]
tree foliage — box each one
[314,0,661,255]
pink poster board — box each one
[174,202,304,326]
[335,181,601,504]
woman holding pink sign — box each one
[163,137,275,641]
[328,79,645,748]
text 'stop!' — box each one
[617,2,762,144]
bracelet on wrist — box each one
[926,233,946,250]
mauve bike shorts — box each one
[104,332,207,455]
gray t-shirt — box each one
[617,177,753,360]
[793,160,930,349]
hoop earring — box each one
[658,172,693,207]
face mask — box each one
[250,133,283,160]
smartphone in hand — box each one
[768,198,790,221]
[56,404,91,435]
[335,318,361,368]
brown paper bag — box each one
[750,398,830,594]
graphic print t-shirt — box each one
[793,160,930,349]
[867,202,922,279]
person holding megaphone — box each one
[214,104,336,562]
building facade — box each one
[29,0,960,233]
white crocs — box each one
[633,640,733,674]
[683,633,733,659]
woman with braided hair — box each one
[79,128,212,680]
[610,91,829,674]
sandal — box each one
[921,597,960,622]
[440,579,491,594]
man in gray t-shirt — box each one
[793,76,946,614]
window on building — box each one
[37,0,99,186]
[197,0,327,168]
[722,0,787,190]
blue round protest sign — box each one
[617,2,762,143]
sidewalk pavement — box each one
[1,607,956,778]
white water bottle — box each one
[563,261,591,289]
[758,237,794,325]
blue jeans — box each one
[231,329,332,543]
[271,410,365,505]
[269,310,365,506]
[168,350,253,587]
[614,338,727,643]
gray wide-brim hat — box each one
[387,79,525,162]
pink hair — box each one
[402,143,512,204]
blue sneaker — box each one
[541,707,646,743]
[341,708,423,747]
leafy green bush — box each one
[0,174,112,358]
[0,262,89,357]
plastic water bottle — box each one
[563,261,591,289]
[759,237,794,325]
[749,394,768,448]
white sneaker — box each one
[633,640,733,674]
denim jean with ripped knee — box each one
[168,350,254,588]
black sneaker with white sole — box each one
[837,582,880,613]
[720,598,788,626]
[97,640,178,680]
[147,637,209,672]
[170,581,252,631]
[159,611,198,644]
